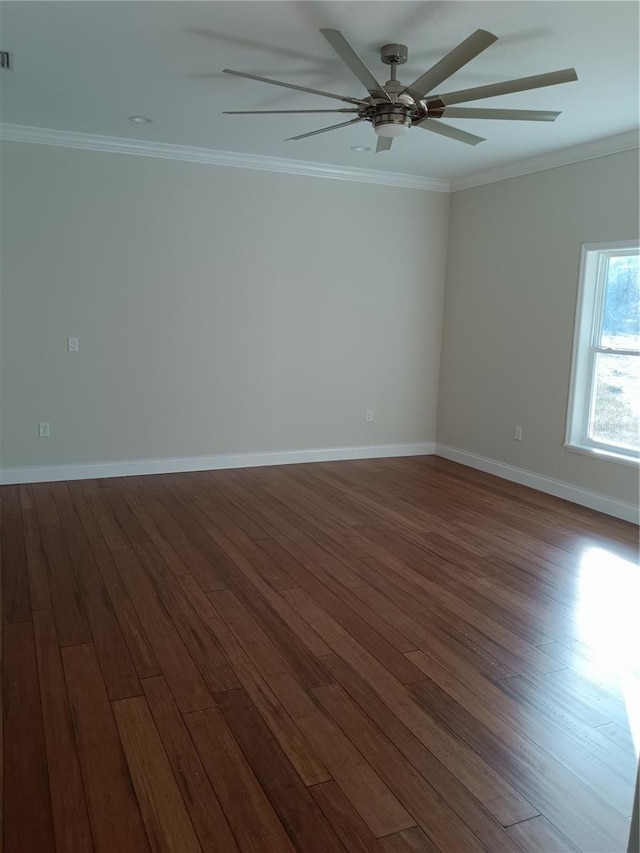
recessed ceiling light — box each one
[350,145,371,152]
[128,115,152,124]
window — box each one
[566,240,640,464]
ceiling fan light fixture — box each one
[372,104,412,137]
[374,122,410,138]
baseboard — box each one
[0,442,435,486]
[3,440,635,523]
[436,443,639,525]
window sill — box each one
[564,442,640,467]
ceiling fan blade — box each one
[286,118,365,141]
[223,109,359,115]
[375,136,393,153]
[223,69,367,105]
[433,68,578,106]
[438,107,560,121]
[320,29,391,101]
[403,29,497,99]
[415,118,485,145]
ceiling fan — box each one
[223,28,578,152]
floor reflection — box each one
[576,546,640,753]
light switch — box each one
[68,337,79,352]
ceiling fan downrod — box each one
[374,43,421,137]
[380,43,408,81]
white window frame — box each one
[565,239,640,466]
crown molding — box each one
[450,129,640,192]
[2,123,637,195]
[0,123,450,193]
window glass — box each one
[600,255,640,349]
[589,352,640,449]
[566,242,640,462]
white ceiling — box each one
[1,1,638,181]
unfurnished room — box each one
[0,2,639,851]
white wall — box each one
[0,142,449,471]
[437,149,639,506]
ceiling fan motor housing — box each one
[370,92,419,137]
[372,104,412,136]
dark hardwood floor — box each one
[2,456,638,852]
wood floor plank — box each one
[90,537,161,679]
[180,575,331,786]
[124,491,211,589]
[378,827,440,853]
[321,652,528,852]
[185,706,296,853]
[81,483,131,552]
[1,486,32,624]
[506,667,613,729]
[223,523,297,592]
[351,576,515,680]
[4,457,636,853]
[141,675,240,852]
[354,523,562,676]
[256,538,426,686]
[112,548,214,713]
[168,482,291,589]
[537,639,634,703]
[100,485,150,548]
[133,540,239,694]
[193,476,273,544]
[446,561,569,646]
[256,535,417,657]
[131,489,226,590]
[62,643,150,853]
[309,780,384,853]
[282,466,367,530]
[210,588,319,719]
[216,687,347,852]
[313,681,485,852]
[543,666,635,733]
[113,695,202,853]
[31,482,61,526]
[500,674,638,780]
[3,621,56,853]
[68,479,104,541]
[283,586,536,827]
[507,816,580,852]
[408,649,635,820]
[596,721,638,757]
[22,492,52,611]
[208,527,334,681]
[408,666,625,850]
[294,706,417,838]
[215,475,367,590]
[39,520,92,647]
[53,483,142,699]
[33,609,93,853]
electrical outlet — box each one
[514,425,523,441]
[366,409,374,423]
[39,421,50,438]
[67,337,79,352]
